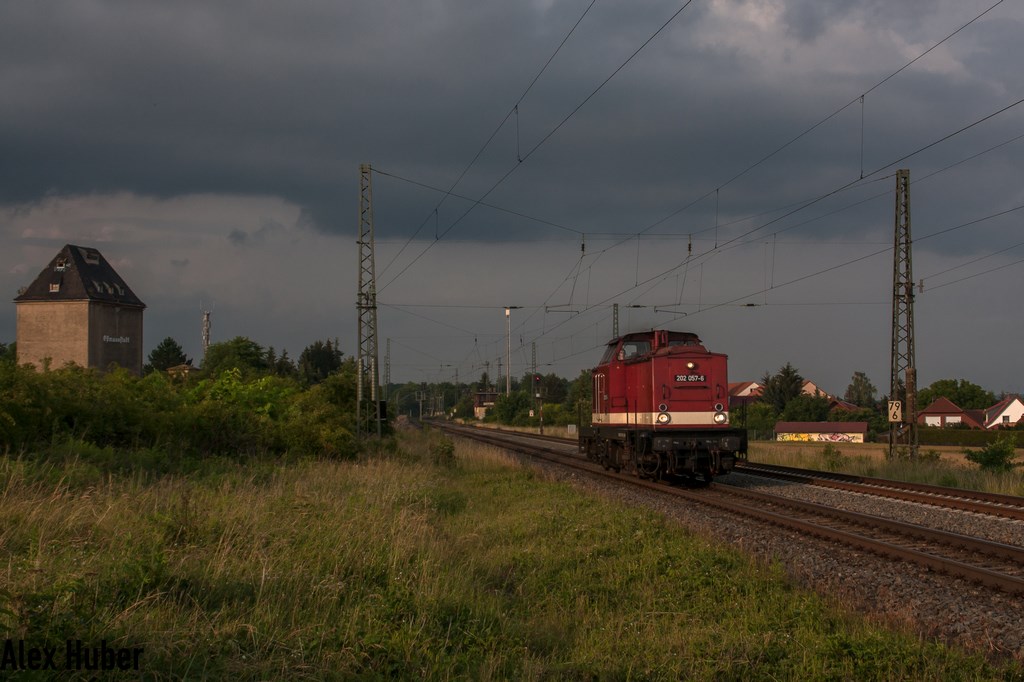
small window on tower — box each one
[54,258,68,272]
[49,283,61,293]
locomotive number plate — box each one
[675,374,706,383]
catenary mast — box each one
[357,164,382,438]
[889,169,918,459]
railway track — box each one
[735,461,1024,522]
[436,422,1024,596]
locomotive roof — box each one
[611,330,702,343]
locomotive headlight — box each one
[686,361,697,370]
[713,411,728,425]
[657,412,671,424]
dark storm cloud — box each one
[3,0,1021,249]
[0,1,584,233]
[2,0,1023,394]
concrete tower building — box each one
[14,244,146,374]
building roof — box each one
[828,398,860,412]
[984,395,1023,428]
[14,244,145,308]
[917,396,986,429]
[919,396,966,415]
[728,381,762,397]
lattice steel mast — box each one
[357,164,382,438]
[889,169,918,459]
[201,308,212,360]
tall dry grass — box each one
[0,431,1019,679]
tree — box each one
[844,371,878,408]
[274,349,298,378]
[491,391,531,425]
[760,363,804,413]
[917,379,995,411]
[522,372,568,404]
[202,337,268,378]
[145,337,190,374]
[780,394,831,422]
[744,402,779,436]
[0,341,14,366]
[565,370,592,413]
[298,339,344,385]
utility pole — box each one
[532,342,544,435]
[613,302,619,338]
[531,341,538,418]
[384,338,391,402]
[357,163,382,438]
[889,169,918,460]
[504,306,521,395]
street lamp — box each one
[505,306,521,395]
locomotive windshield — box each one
[618,340,651,360]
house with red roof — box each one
[983,395,1024,429]
[917,396,986,429]
[728,381,762,408]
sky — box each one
[2,0,1023,398]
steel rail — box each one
[435,422,1024,595]
[457,428,1024,521]
[735,461,1024,521]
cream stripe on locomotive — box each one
[592,411,727,426]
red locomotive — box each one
[579,329,747,483]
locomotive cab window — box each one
[618,341,651,360]
[599,344,618,365]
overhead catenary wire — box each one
[379,0,698,293]
[377,0,598,283]
[379,1,1018,380]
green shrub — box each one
[821,443,846,471]
[963,434,1020,472]
[430,436,457,468]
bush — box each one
[963,434,1020,472]
[821,444,846,471]
[0,354,362,465]
[430,437,457,468]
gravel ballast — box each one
[504,446,1024,662]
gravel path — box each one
[519,453,1024,662]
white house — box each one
[984,395,1024,429]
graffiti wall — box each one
[776,432,863,443]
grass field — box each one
[1,429,1022,680]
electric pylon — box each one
[889,169,918,459]
[357,163,382,438]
